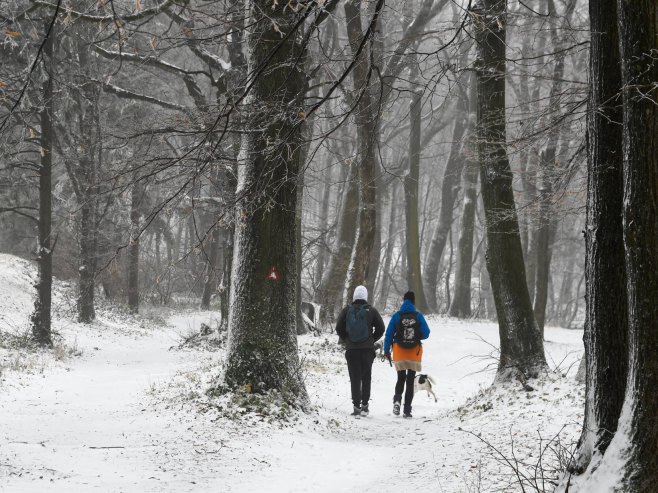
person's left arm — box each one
[418,312,431,340]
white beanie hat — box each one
[353,285,368,302]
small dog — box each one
[414,373,437,402]
[374,341,386,361]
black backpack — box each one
[346,304,370,343]
[394,311,421,348]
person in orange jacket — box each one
[383,291,431,418]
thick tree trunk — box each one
[224,1,307,402]
[404,90,429,311]
[584,1,658,488]
[570,0,626,474]
[424,93,468,312]
[31,29,55,347]
[475,0,546,382]
[449,81,478,318]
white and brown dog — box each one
[414,373,437,402]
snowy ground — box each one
[0,254,585,492]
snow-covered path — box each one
[1,310,584,493]
[0,312,221,491]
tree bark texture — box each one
[31,27,55,347]
[72,33,101,324]
[475,0,546,382]
[404,91,429,312]
[600,0,658,488]
[224,1,308,403]
[570,0,627,474]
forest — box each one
[0,0,656,491]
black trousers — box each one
[394,370,416,411]
[345,348,376,407]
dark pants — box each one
[345,348,376,407]
[394,370,416,412]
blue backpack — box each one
[346,304,370,343]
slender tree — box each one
[474,0,546,381]
[424,86,469,313]
[314,164,359,323]
[404,88,429,311]
[30,12,57,346]
[532,0,577,335]
[127,178,142,314]
[449,77,478,318]
[344,0,384,300]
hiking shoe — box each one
[360,404,369,416]
[393,401,401,416]
[351,406,362,417]
[403,411,413,418]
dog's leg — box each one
[429,389,437,402]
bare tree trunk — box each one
[587,0,658,487]
[224,1,308,402]
[424,92,468,312]
[77,198,97,322]
[376,181,399,310]
[74,35,101,324]
[200,223,221,310]
[313,163,333,293]
[295,147,306,336]
[344,1,383,300]
[475,0,546,382]
[449,80,478,318]
[532,0,575,336]
[31,26,55,347]
[219,228,233,329]
[127,180,141,314]
[315,164,359,323]
[404,90,429,311]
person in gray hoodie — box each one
[335,285,385,417]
